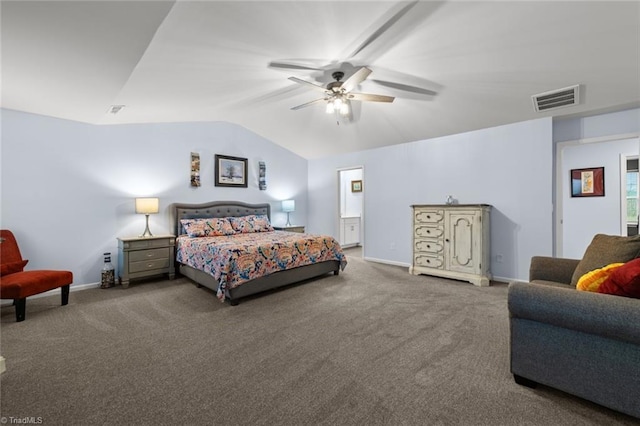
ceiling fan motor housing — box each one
[327,71,345,92]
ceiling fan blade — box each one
[370,79,438,97]
[291,98,326,110]
[269,59,328,71]
[288,76,328,93]
[341,67,372,93]
[346,1,418,59]
[348,93,395,103]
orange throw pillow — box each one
[597,258,640,298]
[576,263,623,292]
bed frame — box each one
[170,201,341,305]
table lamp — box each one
[135,197,159,237]
[282,199,295,227]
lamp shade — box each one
[135,197,159,214]
[282,199,295,213]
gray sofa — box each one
[508,253,640,419]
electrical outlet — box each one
[496,254,504,263]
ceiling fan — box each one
[269,1,441,121]
[289,67,393,116]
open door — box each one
[338,167,363,255]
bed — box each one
[170,201,347,305]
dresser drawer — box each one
[414,254,444,269]
[130,258,170,274]
[415,239,443,254]
[415,225,444,239]
[414,209,444,224]
[129,247,170,262]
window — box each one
[627,170,638,224]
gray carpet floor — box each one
[1,248,638,425]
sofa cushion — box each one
[598,258,640,299]
[570,234,640,287]
[576,263,623,292]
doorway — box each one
[622,156,639,236]
[338,167,363,256]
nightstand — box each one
[117,235,175,288]
[273,225,305,233]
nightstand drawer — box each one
[129,258,170,274]
[129,247,170,262]
[274,226,305,233]
[127,238,172,250]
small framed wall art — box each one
[215,154,248,188]
[571,167,604,197]
[351,180,363,192]
[190,152,201,187]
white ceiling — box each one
[2,1,639,159]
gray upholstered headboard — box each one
[171,201,271,236]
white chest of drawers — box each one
[410,204,491,287]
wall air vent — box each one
[531,84,580,112]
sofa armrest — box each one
[508,282,640,346]
[529,256,580,285]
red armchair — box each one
[0,230,73,322]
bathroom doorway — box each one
[337,167,363,256]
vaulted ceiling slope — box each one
[2,1,639,159]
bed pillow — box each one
[576,263,623,292]
[0,259,28,276]
[597,258,640,298]
[228,215,274,233]
[570,234,640,287]
[180,218,235,237]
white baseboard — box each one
[0,282,99,306]
[363,257,411,268]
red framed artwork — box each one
[571,167,604,197]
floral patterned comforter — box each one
[176,231,347,301]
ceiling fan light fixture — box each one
[326,102,335,114]
[325,97,350,116]
[339,102,349,116]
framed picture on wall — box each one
[351,180,362,192]
[215,154,248,188]
[571,167,604,197]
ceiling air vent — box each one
[108,105,125,114]
[531,84,580,112]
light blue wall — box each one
[4,106,637,286]
[308,118,554,282]
[0,109,308,285]
[560,137,638,258]
[553,108,640,142]
[553,107,640,258]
